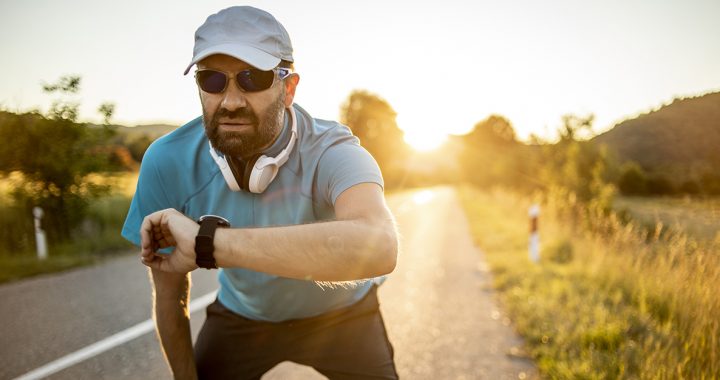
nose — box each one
[220,77,247,111]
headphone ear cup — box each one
[244,154,262,192]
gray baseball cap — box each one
[183,6,294,75]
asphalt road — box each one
[1,187,536,380]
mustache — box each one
[214,107,258,122]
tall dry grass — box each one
[458,185,720,379]
[547,186,720,378]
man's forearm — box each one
[214,218,398,282]
[150,270,197,380]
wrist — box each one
[212,228,241,268]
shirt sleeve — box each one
[121,143,174,247]
[315,140,384,206]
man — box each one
[121,6,399,380]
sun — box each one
[403,130,448,152]
[396,111,450,152]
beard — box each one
[204,92,286,158]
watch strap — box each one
[195,215,230,269]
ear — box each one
[283,74,300,107]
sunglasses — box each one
[195,67,291,94]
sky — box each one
[1,0,719,149]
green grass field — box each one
[457,186,720,379]
[614,196,720,243]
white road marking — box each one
[13,290,217,380]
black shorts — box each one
[194,285,398,380]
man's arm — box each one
[141,183,398,281]
[217,182,397,281]
[149,269,197,380]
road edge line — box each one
[13,290,217,380]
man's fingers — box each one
[140,215,153,250]
[142,211,179,251]
[142,252,164,265]
[140,254,178,273]
[141,211,165,250]
[138,209,195,273]
[161,221,177,247]
[141,255,160,270]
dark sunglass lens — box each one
[237,69,275,92]
[197,70,227,93]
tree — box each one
[0,75,118,246]
[540,114,615,209]
[340,90,408,185]
[458,115,528,188]
[646,175,675,195]
[559,114,595,142]
[618,162,647,195]
[463,115,518,147]
[98,102,115,125]
[42,75,81,93]
[0,112,116,243]
[43,75,81,122]
[700,172,720,195]
[126,134,154,163]
[679,180,701,195]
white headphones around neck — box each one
[208,107,297,193]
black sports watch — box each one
[195,215,231,269]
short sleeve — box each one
[315,140,384,206]
[121,144,174,246]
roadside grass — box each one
[0,254,99,283]
[457,185,720,379]
[0,173,138,284]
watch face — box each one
[198,214,231,227]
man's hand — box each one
[140,208,199,273]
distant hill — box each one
[84,122,179,165]
[102,123,179,139]
[594,91,720,179]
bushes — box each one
[618,163,647,195]
[0,193,133,283]
[0,201,35,254]
[617,161,720,196]
[0,111,121,241]
[0,193,132,257]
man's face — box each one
[197,54,297,159]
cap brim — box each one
[183,43,281,75]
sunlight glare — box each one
[397,111,450,152]
[412,190,435,205]
[404,131,448,152]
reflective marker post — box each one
[528,204,540,263]
[33,207,48,260]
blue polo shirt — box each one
[122,104,384,322]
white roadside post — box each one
[33,207,48,260]
[528,204,540,263]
